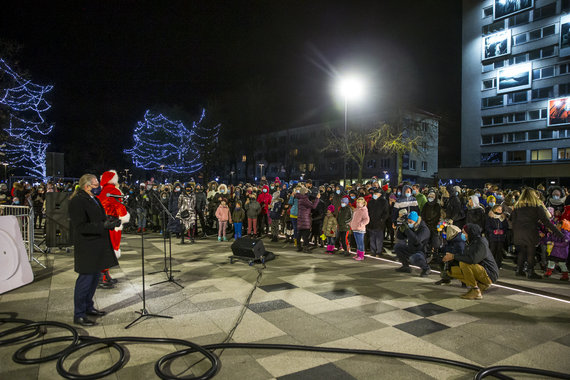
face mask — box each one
[296,190,300,194]
[496,195,503,200]
[407,223,415,229]
[235,206,240,209]
[341,203,347,208]
[553,195,560,200]
[129,190,134,194]
[405,193,411,198]
[372,194,379,200]
[495,211,502,215]
[146,185,152,190]
[428,197,435,202]
[270,186,274,190]
[92,186,102,195]
[175,188,181,192]
[14,201,20,205]
[162,195,167,200]
[220,189,225,193]
[336,190,341,194]
[263,189,267,193]
[397,191,401,196]
[460,233,467,241]
[412,190,417,195]
[488,202,495,207]
[350,195,355,200]
[475,193,481,197]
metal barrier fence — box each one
[0,204,45,268]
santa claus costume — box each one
[97,170,130,287]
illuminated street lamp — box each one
[336,74,365,186]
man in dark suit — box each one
[69,174,120,326]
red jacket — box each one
[257,185,272,215]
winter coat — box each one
[446,195,465,225]
[454,224,499,283]
[415,193,427,211]
[485,211,508,242]
[257,185,272,215]
[395,218,430,253]
[167,191,183,233]
[269,199,283,220]
[443,234,465,256]
[232,207,246,223]
[548,229,570,261]
[337,206,353,232]
[195,190,207,212]
[367,197,389,230]
[134,190,151,210]
[511,206,564,247]
[177,192,197,230]
[215,204,232,223]
[466,207,486,232]
[322,213,338,237]
[349,204,370,232]
[311,198,326,224]
[391,185,420,222]
[296,193,319,230]
[69,190,118,274]
[245,200,261,219]
[421,200,441,232]
[288,194,299,218]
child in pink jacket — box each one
[349,197,370,261]
[215,200,232,241]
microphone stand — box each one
[148,193,180,277]
[149,191,184,289]
[125,227,172,329]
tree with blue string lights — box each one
[125,110,204,175]
[0,58,54,180]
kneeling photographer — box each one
[394,211,431,277]
[434,224,465,285]
[442,223,499,300]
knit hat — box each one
[487,195,496,203]
[446,224,461,240]
[408,211,419,222]
[341,197,349,205]
[327,205,335,213]
[382,184,389,192]
[453,185,461,194]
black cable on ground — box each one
[3,316,570,379]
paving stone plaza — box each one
[1,233,569,379]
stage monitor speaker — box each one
[46,152,64,178]
[231,237,265,259]
[0,216,34,294]
[45,192,71,247]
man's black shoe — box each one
[395,266,411,273]
[527,272,542,280]
[74,317,97,326]
[434,278,451,285]
[420,268,431,277]
[98,281,114,289]
[86,308,107,317]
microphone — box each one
[106,193,125,198]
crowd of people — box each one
[2,175,569,301]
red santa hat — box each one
[382,184,389,192]
[100,170,119,187]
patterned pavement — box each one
[1,233,569,379]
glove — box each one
[104,216,121,230]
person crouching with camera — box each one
[69,174,121,326]
[434,224,465,285]
[442,223,499,300]
[394,211,432,277]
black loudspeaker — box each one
[231,237,265,259]
[45,192,72,248]
[46,152,64,178]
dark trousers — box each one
[338,231,350,251]
[298,229,311,250]
[516,244,537,273]
[258,213,269,234]
[74,273,100,319]
[489,240,505,267]
[369,228,384,254]
[394,242,429,270]
[196,210,207,234]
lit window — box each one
[531,149,552,161]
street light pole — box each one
[344,95,348,187]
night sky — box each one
[0,1,462,176]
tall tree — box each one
[0,58,53,180]
[192,107,221,183]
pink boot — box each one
[354,250,364,261]
[326,244,334,254]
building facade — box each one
[227,110,439,185]
[462,0,570,169]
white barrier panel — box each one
[0,215,34,294]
